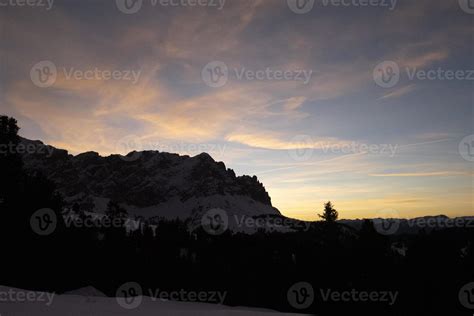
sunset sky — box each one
[1,0,472,220]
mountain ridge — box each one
[18,137,280,219]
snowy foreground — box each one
[0,286,306,316]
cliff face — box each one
[19,138,279,219]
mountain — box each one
[340,215,474,235]
[18,138,279,220]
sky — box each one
[0,0,473,220]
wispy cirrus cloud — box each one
[379,84,417,100]
[369,171,470,177]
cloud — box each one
[225,131,351,151]
[400,50,449,68]
[379,84,417,100]
[369,171,468,177]
[283,97,307,111]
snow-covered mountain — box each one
[19,138,280,220]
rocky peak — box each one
[18,138,278,218]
